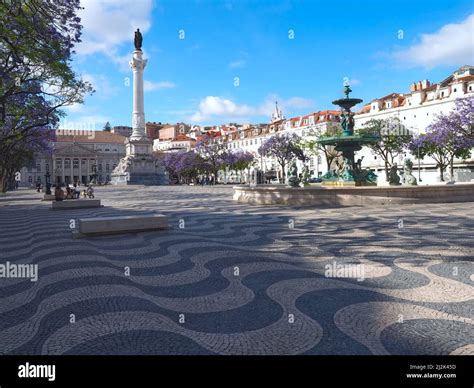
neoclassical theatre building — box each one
[19,131,126,187]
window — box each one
[453,88,457,92]
[28,176,32,184]
[56,158,62,168]
[36,164,41,172]
[46,163,49,172]
[98,164,102,172]
[106,164,110,172]
[81,159,86,165]
[64,159,71,168]
[469,86,473,91]
[73,159,79,168]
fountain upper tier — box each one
[332,97,363,112]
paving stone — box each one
[0,186,472,355]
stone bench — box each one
[51,199,102,210]
[72,214,169,238]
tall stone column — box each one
[110,29,167,186]
[129,50,147,141]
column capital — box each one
[130,51,147,70]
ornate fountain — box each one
[319,83,379,186]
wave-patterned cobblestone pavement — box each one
[0,186,472,355]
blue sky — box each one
[61,0,474,130]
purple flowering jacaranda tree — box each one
[0,0,93,191]
[258,133,306,182]
[408,97,474,181]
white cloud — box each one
[82,73,120,99]
[76,0,153,56]
[282,96,314,109]
[63,103,88,114]
[393,14,474,68]
[229,60,246,69]
[144,81,176,91]
[189,95,314,124]
[109,52,134,73]
[190,96,254,122]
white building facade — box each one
[354,65,474,184]
[153,134,196,153]
[18,131,126,187]
[209,106,342,183]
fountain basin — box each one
[233,184,474,207]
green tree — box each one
[358,118,411,181]
[304,123,342,171]
[103,122,112,132]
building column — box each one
[87,159,90,183]
[78,159,82,184]
[62,158,65,184]
[52,158,55,183]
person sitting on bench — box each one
[86,185,94,198]
[54,186,65,201]
[65,186,74,199]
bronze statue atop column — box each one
[134,29,143,50]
